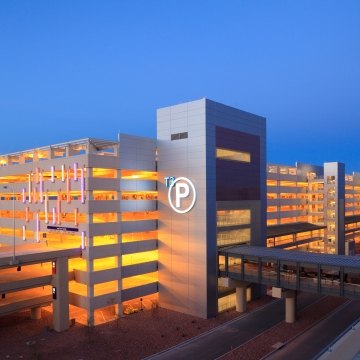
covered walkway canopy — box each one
[219,245,360,299]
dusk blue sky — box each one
[1,1,359,172]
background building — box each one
[266,162,360,255]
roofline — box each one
[0,137,119,157]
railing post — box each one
[296,262,300,290]
[340,266,344,297]
[225,253,229,276]
[241,255,245,281]
[276,259,280,287]
[258,257,262,284]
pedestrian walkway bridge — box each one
[218,246,360,299]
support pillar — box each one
[51,256,69,332]
[219,277,250,313]
[285,291,296,323]
[30,307,41,320]
[235,286,247,312]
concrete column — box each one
[235,286,247,312]
[285,291,296,323]
[219,278,249,313]
[30,307,41,320]
[52,256,69,332]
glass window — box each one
[217,228,251,247]
[216,148,251,163]
[171,132,188,140]
[217,209,250,227]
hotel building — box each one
[0,98,359,329]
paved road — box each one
[146,293,321,360]
[267,299,360,360]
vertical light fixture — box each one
[66,168,70,203]
[39,172,43,203]
[44,192,48,224]
[33,187,37,203]
[28,173,32,203]
[57,192,61,224]
[52,207,56,224]
[61,164,65,182]
[80,167,85,203]
[22,225,26,241]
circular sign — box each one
[168,177,197,214]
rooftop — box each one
[267,222,326,238]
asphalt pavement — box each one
[267,299,360,360]
[146,292,321,360]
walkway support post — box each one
[30,307,41,320]
[285,290,296,323]
[219,277,250,313]
[272,287,297,323]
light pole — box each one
[3,185,16,264]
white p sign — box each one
[175,182,190,207]
[168,177,196,214]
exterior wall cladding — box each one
[157,98,266,318]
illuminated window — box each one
[92,168,117,178]
[121,170,157,181]
[94,256,118,271]
[123,272,158,290]
[217,209,250,227]
[121,191,158,201]
[267,180,277,187]
[93,213,117,223]
[216,148,250,163]
[280,217,297,224]
[93,191,117,200]
[280,193,296,199]
[217,228,251,247]
[122,211,158,221]
[93,234,118,246]
[268,165,277,173]
[122,250,158,266]
[94,280,118,296]
[122,230,157,243]
[280,205,296,212]
[279,181,297,187]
